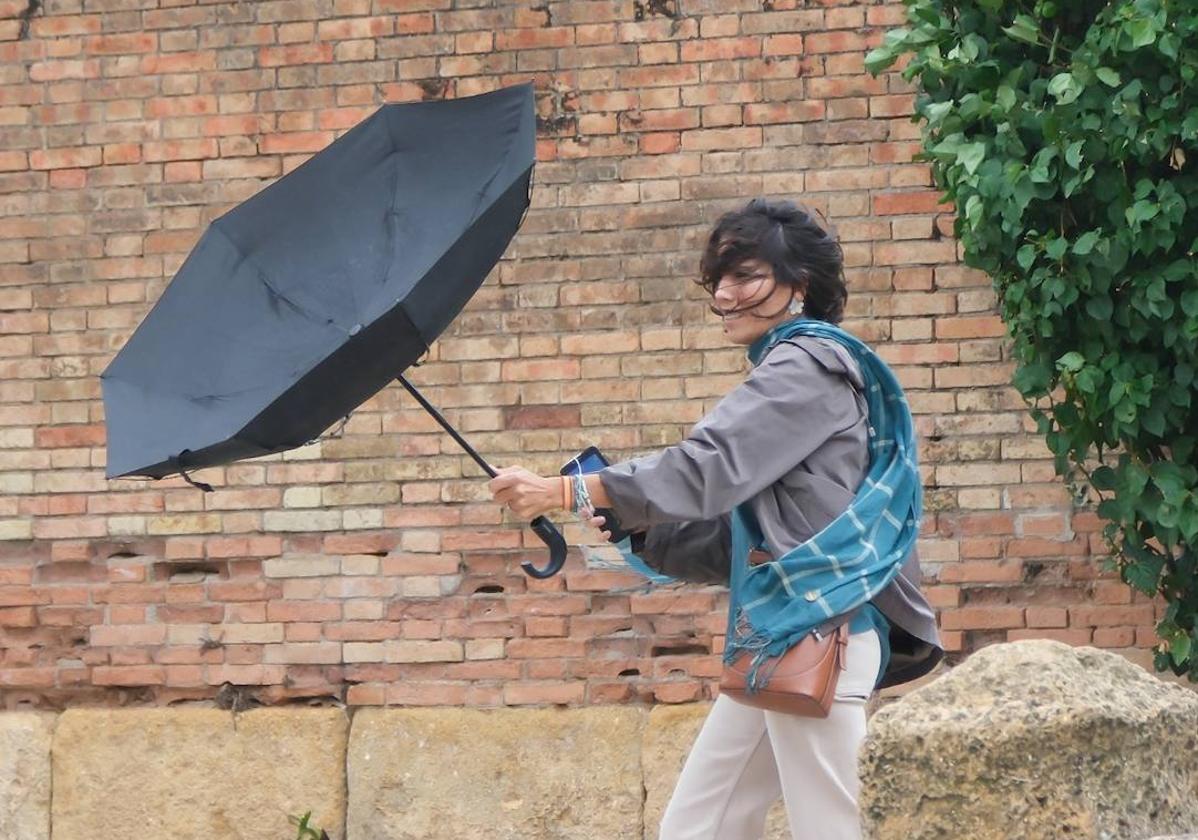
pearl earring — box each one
[788,297,805,316]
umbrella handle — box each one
[523,516,567,579]
[395,376,568,579]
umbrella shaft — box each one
[396,374,497,479]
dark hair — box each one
[697,198,848,324]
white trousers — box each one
[659,630,881,840]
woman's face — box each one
[712,258,800,346]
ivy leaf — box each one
[1096,67,1122,87]
[865,46,899,75]
[1003,14,1041,46]
[1125,18,1157,49]
[1125,462,1150,497]
[1126,200,1161,225]
[1091,466,1117,491]
[914,6,941,26]
[1086,295,1113,320]
[1143,407,1166,437]
[1181,290,1198,317]
[1154,466,1189,503]
[1125,552,1163,595]
[923,100,954,125]
[965,194,984,226]
[1048,72,1083,105]
[996,85,1016,111]
[1160,32,1181,60]
[1073,231,1101,255]
[1171,633,1191,667]
[1180,504,1198,541]
[1016,243,1037,270]
[1029,147,1058,182]
[1057,351,1086,372]
[958,142,987,174]
[1065,141,1084,169]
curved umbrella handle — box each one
[394,377,569,579]
[522,516,567,579]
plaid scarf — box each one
[723,318,922,692]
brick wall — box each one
[0,0,1160,709]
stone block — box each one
[52,708,347,840]
[347,707,643,839]
[0,712,54,840]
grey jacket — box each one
[599,334,944,689]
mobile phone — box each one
[559,445,632,543]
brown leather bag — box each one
[720,616,853,718]
[720,591,862,718]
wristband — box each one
[571,472,594,517]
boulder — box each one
[347,707,643,840]
[860,640,1198,840]
[0,712,54,840]
[52,708,347,840]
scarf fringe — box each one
[723,608,820,694]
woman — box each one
[490,198,943,840]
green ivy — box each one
[868,0,1198,677]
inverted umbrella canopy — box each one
[102,83,535,482]
[102,83,566,579]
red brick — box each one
[935,315,1007,340]
[1069,605,1156,627]
[92,666,166,686]
[503,682,585,706]
[258,44,334,67]
[495,27,573,50]
[1006,629,1093,646]
[939,607,1025,631]
[640,132,680,154]
[35,424,105,448]
[503,406,581,430]
[744,101,825,124]
[805,31,869,53]
[874,191,951,215]
[258,132,334,154]
[85,33,157,54]
[29,147,102,170]
[1092,627,1136,647]
[0,607,37,627]
[680,37,760,62]
[1026,606,1069,628]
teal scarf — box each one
[724,318,922,691]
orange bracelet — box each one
[561,475,571,511]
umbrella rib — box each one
[463,107,524,230]
[209,222,341,333]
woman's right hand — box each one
[489,466,563,520]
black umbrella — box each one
[101,83,566,578]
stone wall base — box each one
[2,704,793,840]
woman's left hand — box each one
[589,514,614,542]
[488,466,562,520]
